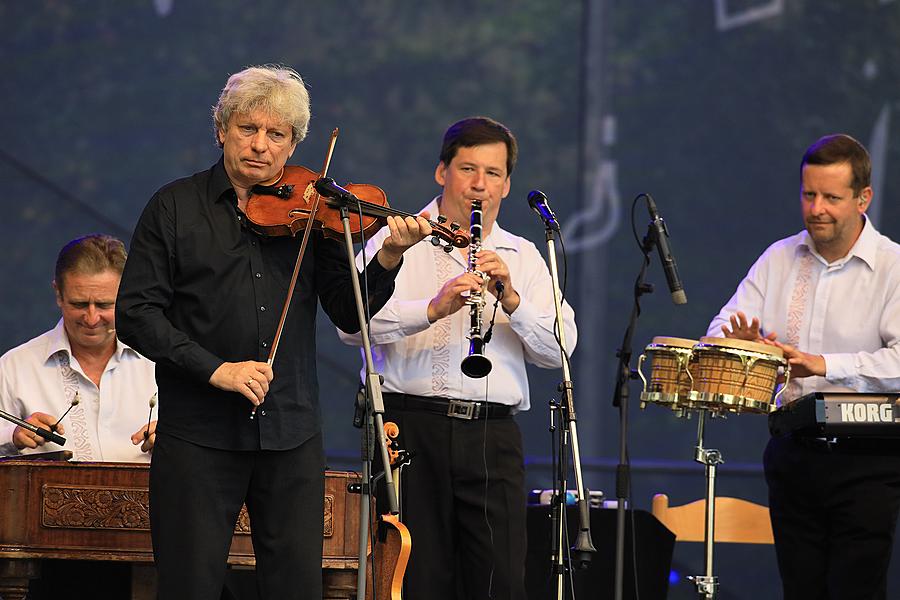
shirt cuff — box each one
[365,252,402,287]
[507,294,539,330]
[823,353,855,386]
[399,299,433,335]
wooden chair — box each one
[651,493,774,544]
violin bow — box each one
[251,128,339,419]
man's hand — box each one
[720,311,777,343]
[209,361,274,407]
[131,420,158,453]
[772,341,826,379]
[475,250,520,314]
[13,412,61,450]
[427,272,484,323]
[377,212,433,270]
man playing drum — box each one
[707,134,900,600]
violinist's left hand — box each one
[131,419,157,453]
[476,250,520,314]
[377,212,433,270]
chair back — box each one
[651,493,774,544]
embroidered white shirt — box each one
[0,319,158,461]
[707,217,900,403]
[337,198,577,411]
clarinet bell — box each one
[461,343,492,378]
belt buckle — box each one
[447,399,480,420]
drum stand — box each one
[689,409,724,600]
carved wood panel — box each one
[40,485,336,537]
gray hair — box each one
[212,65,311,147]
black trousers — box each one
[764,434,900,600]
[150,432,325,600]
[380,400,527,600]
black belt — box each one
[383,393,514,420]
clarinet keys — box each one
[460,199,493,378]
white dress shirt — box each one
[338,198,577,412]
[707,217,900,403]
[0,319,158,461]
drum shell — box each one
[692,337,785,413]
[640,338,698,409]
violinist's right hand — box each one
[209,361,274,407]
[13,412,61,450]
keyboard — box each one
[769,392,900,438]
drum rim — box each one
[696,336,784,360]
[648,336,698,349]
[641,390,701,408]
[641,391,677,405]
[696,391,775,414]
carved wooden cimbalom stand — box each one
[0,459,363,599]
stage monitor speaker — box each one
[526,505,675,600]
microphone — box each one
[143,393,158,441]
[314,177,360,204]
[51,391,80,432]
[527,190,559,231]
[646,196,687,305]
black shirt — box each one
[116,158,399,450]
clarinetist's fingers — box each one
[427,272,484,321]
[475,250,512,291]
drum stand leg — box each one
[689,410,724,600]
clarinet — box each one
[460,199,493,378]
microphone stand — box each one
[611,225,655,600]
[0,408,67,447]
[328,198,401,600]
[542,220,596,600]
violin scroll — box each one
[430,214,466,253]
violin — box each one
[245,166,469,249]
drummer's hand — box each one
[131,420,157,453]
[377,212,433,270]
[12,412,61,450]
[720,311,777,343]
[771,341,825,378]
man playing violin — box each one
[339,116,577,600]
[116,64,431,600]
[707,134,900,599]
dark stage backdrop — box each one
[3,1,899,598]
